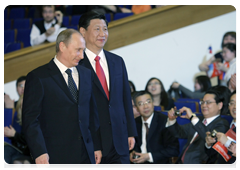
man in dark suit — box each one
[205,90,236,164]
[167,87,229,164]
[78,11,137,164]
[130,91,179,164]
[22,29,102,164]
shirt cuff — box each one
[191,116,199,125]
[166,118,176,127]
[148,152,153,163]
[205,142,212,149]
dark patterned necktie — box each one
[144,123,149,139]
[65,69,78,102]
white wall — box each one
[4,11,236,100]
[111,11,236,92]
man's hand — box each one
[205,131,216,147]
[129,151,135,163]
[132,152,149,164]
[45,27,55,37]
[4,125,16,137]
[216,132,228,145]
[228,142,236,157]
[55,11,63,25]
[128,137,135,150]
[179,107,194,119]
[171,82,180,89]
[94,150,102,164]
[35,153,49,164]
[167,107,178,121]
[230,73,236,91]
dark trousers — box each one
[100,142,130,164]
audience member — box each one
[171,75,211,100]
[4,95,32,164]
[205,90,236,163]
[220,43,236,86]
[14,76,26,108]
[198,31,236,85]
[129,80,136,93]
[130,91,179,164]
[131,5,152,14]
[145,77,174,111]
[30,5,66,46]
[131,92,140,119]
[166,86,229,163]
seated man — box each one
[30,5,66,46]
[167,86,229,164]
[205,90,236,164]
[130,91,179,164]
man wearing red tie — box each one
[167,87,229,164]
[78,11,137,164]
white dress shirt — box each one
[53,56,79,90]
[30,19,66,46]
[85,48,110,90]
[141,113,154,163]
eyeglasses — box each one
[229,102,236,106]
[148,82,160,86]
[138,100,152,107]
[199,100,216,105]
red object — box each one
[95,56,109,100]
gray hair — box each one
[56,29,82,53]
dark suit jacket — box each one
[167,115,229,164]
[134,111,179,163]
[22,59,101,164]
[79,50,137,157]
[206,126,236,164]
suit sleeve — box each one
[89,71,102,151]
[121,58,138,137]
[22,71,48,160]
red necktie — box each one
[181,119,207,163]
[231,124,235,130]
[94,56,109,100]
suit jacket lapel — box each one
[136,118,142,147]
[47,59,76,103]
[147,113,158,142]
[79,52,109,100]
[76,65,84,104]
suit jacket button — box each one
[78,136,81,140]
[79,120,81,123]
[109,105,111,108]
[109,122,111,125]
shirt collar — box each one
[204,114,220,126]
[230,121,236,128]
[85,48,105,63]
[53,56,75,74]
[141,112,154,127]
[44,19,56,26]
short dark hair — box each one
[56,29,82,53]
[133,90,153,106]
[205,86,231,115]
[16,76,26,87]
[129,80,136,93]
[78,10,108,30]
[195,75,211,92]
[222,43,236,57]
[230,90,236,99]
[221,31,236,48]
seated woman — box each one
[198,31,236,85]
[145,77,174,111]
[4,95,32,164]
[171,75,211,100]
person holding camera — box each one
[167,86,229,164]
[30,5,66,46]
[205,90,236,163]
[130,91,179,164]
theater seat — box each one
[5,42,21,53]
[113,13,134,20]
[16,28,31,47]
[9,7,25,19]
[13,18,31,29]
[70,15,81,26]
[4,30,16,44]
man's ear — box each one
[218,102,223,110]
[79,27,86,37]
[59,42,66,52]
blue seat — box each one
[67,25,78,30]
[4,30,16,44]
[32,18,43,24]
[70,15,81,26]
[13,18,31,29]
[113,13,134,20]
[4,8,9,20]
[221,115,233,125]
[16,28,31,47]
[9,7,25,19]
[154,106,161,111]
[65,5,73,16]
[4,20,12,30]
[63,16,70,27]
[177,98,200,102]
[4,108,13,144]
[174,101,200,113]
[105,13,111,23]
[5,42,21,53]
[27,6,36,18]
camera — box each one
[211,129,218,138]
[174,110,182,116]
[132,154,140,159]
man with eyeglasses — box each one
[130,91,179,164]
[30,5,66,46]
[167,86,229,164]
[205,90,236,164]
